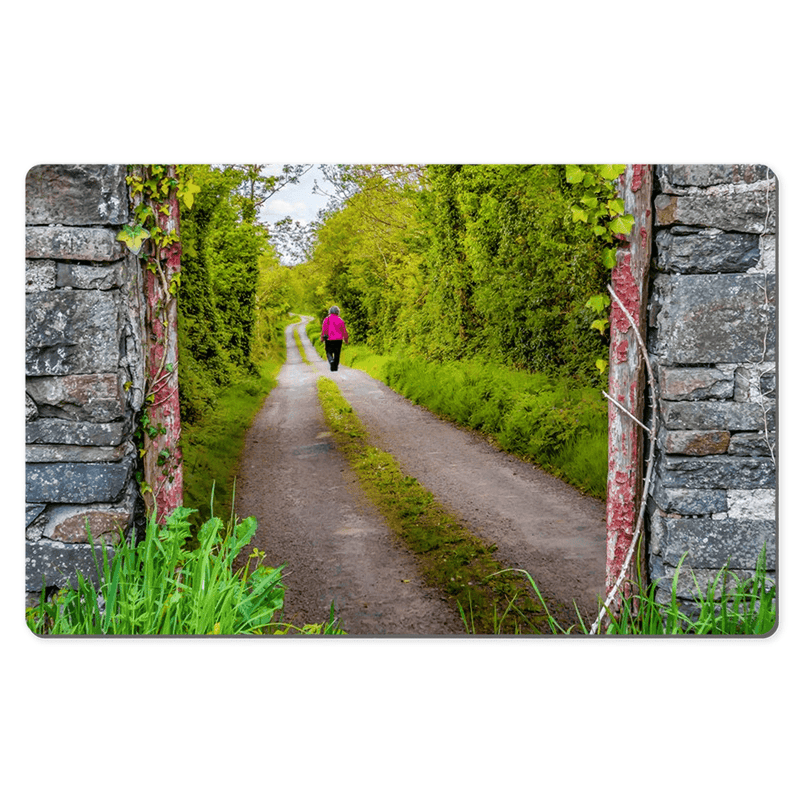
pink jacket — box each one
[321,314,349,342]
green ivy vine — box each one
[118,165,200,505]
[565,164,634,372]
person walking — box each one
[320,305,349,371]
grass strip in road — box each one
[317,376,552,635]
[293,325,311,365]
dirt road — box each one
[235,317,607,634]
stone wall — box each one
[25,165,146,602]
[646,164,777,603]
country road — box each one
[235,316,607,634]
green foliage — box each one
[307,165,614,386]
[565,164,633,362]
[27,507,286,635]
[177,165,299,423]
[518,549,777,636]
[181,358,282,527]
[26,504,346,636]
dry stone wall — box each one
[25,165,146,602]
[646,164,777,603]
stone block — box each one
[661,401,768,431]
[26,394,38,421]
[25,540,112,591]
[657,455,775,490]
[26,226,125,262]
[654,182,775,234]
[728,433,775,457]
[26,165,129,226]
[734,364,775,403]
[655,227,760,273]
[26,504,47,527]
[57,262,123,290]
[48,508,130,544]
[659,367,734,401]
[651,273,775,363]
[26,461,131,504]
[660,517,775,570]
[26,260,57,292]
[26,374,125,422]
[657,164,772,189]
[652,485,728,515]
[756,234,775,272]
[26,419,126,447]
[653,563,772,605]
[662,429,730,455]
[727,489,776,520]
[26,290,119,375]
[26,444,128,463]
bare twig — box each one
[590,284,660,634]
[602,391,653,435]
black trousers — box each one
[325,339,343,371]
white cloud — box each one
[265,197,310,221]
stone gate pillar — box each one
[25,165,147,603]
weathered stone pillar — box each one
[25,165,147,601]
[646,165,776,604]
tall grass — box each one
[181,357,281,526]
[27,507,286,635]
[26,505,346,636]
[516,549,776,635]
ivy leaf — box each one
[590,318,609,335]
[596,358,608,373]
[117,224,151,255]
[608,214,635,235]
[585,294,610,314]
[602,247,618,269]
[565,165,585,184]
[571,206,588,223]
[178,179,201,210]
[597,164,626,180]
[607,197,625,216]
[581,194,599,209]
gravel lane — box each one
[234,317,464,635]
[236,317,608,633]
[295,321,608,625]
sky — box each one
[259,164,336,227]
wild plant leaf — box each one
[608,214,635,235]
[607,197,625,216]
[565,165,585,184]
[585,294,610,314]
[597,164,626,180]
[571,206,588,223]
[117,224,151,255]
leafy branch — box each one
[565,164,635,372]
